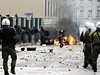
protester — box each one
[58,29,65,48]
[45,28,50,45]
[14,25,22,43]
[39,27,46,45]
[33,27,39,44]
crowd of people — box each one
[14,25,50,45]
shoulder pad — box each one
[89,31,95,36]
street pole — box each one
[0,15,1,28]
[15,14,18,26]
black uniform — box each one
[80,29,92,68]
[0,28,17,75]
[90,28,100,72]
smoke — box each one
[55,2,79,40]
[46,2,80,40]
[56,18,79,40]
[47,18,79,40]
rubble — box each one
[0,44,100,75]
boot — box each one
[4,70,9,75]
[11,66,15,74]
[60,44,63,48]
[83,59,88,68]
[92,64,97,72]
[83,65,88,68]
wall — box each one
[0,0,44,17]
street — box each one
[0,44,100,75]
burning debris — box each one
[51,34,78,45]
[47,28,79,46]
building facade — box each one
[68,0,100,26]
[0,0,58,29]
[79,0,100,26]
[43,0,58,28]
[77,0,100,25]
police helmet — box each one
[88,23,96,31]
[96,22,100,28]
[84,22,91,28]
[2,18,10,26]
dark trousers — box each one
[40,36,45,45]
[2,46,17,70]
[92,46,100,72]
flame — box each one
[54,38,60,45]
[68,35,76,45]
[62,36,68,45]
[53,35,77,45]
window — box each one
[80,10,84,17]
[80,0,84,7]
[97,10,100,17]
[88,0,92,7]
[88,10,92,17]
[97,0,100,2]
[97,0,100,5]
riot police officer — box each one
[0,18,18,75]
[90,22,100,72]
[80,22,95,69]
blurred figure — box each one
[0,18,18,75]
[14,25,22,43]
[39,27,46,45]
[45,28,50,45]
[23,32,29,43]
[80,22,95,69]
[33,27,39,45]
[90,22,100,72]
[58,29,65,48]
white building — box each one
[61,0,100,27]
